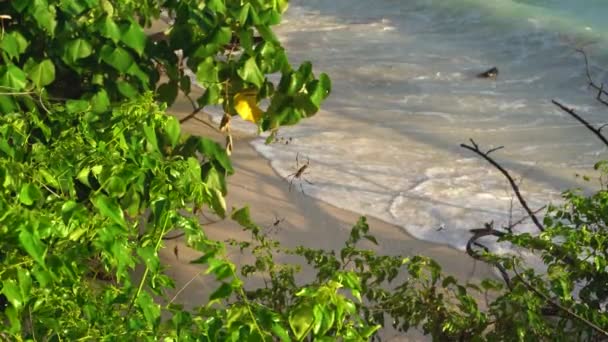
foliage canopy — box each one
[1,0,608,341]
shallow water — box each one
[239,0,608,254]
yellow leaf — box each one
[234,91,263,123]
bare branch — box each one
[552,100,608,148]
[466,222,512,289]
[577,49,608,105]
[486,146,504,155]
[503,205,547,231]
[461,140,545,232]
[162,232,185,241]
[179,107,204,124]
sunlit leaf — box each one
[0,65,28,90]
[62,38,92,65]
[18,229,46,266]
[121,20,146,56]
[25,59,55,88]
[234,90,263,123]
[19,183,42,205]
[289,303,315,340]
[238,57,264,88]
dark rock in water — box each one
[477,67,499,79]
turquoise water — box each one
[246,0,608,255]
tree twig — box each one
[461,140,545,232]
[577,49,608,106]
[466,222,512,289]
[552,100,608,148]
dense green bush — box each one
[0,0,330,128]
[2,0,608,341]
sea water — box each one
[240,0,608,255]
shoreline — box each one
[161,93,496,301]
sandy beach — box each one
[154,91,496,340]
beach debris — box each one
[275,136,293,145]
[477,66,499,79]
[265,130,293,145]
[287,153,312,193]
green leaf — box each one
[1,31,29,61]
[164,116,181,147]
[307,73,331,107]
[136,291,160,325]
[104,176,127,196]
[116,80,138,98]
[122,187,141,217]
[19,229,46,266]
[100,0,113,15]
[312,305,323,335]
[62,38,93,65]
[66,99,90,113]
[193,43,220,59]
[360,325,381,338]
[19,183,42,205]
[197,83,221,106]
[137,245,159,273]
[100,45,134,73]
[211,26,232,47]
[143,123,159,152]
[58,0,91,16]
[2,280,23,310]
[0,95,16,114]
[289,303,315,341]
[271,324,292,342]
[25,59,55,88]
[157,81,178,105]
[62,200,81,223]
[0,65,28,90]
[196,58,219,84]
[238,3,252,26]
[98,15,121,43]
[208,188,226,218]
[238,57,264,88]
[207,0,226,14]
[202,162,226,194]
[126,63,150,87]
[91,89,110,113]
[231,206,261,232]
[209,282,233,302]
[179,75,191,93]
[206,258,233,280]
[16,268,32,306]
[363,234,378,245]
[120,20,146,56]
[32,3,57,34]
[12,0,31,12]
[93,194,126,226]
[197,138,234,174]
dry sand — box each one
[155,93,496,340]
